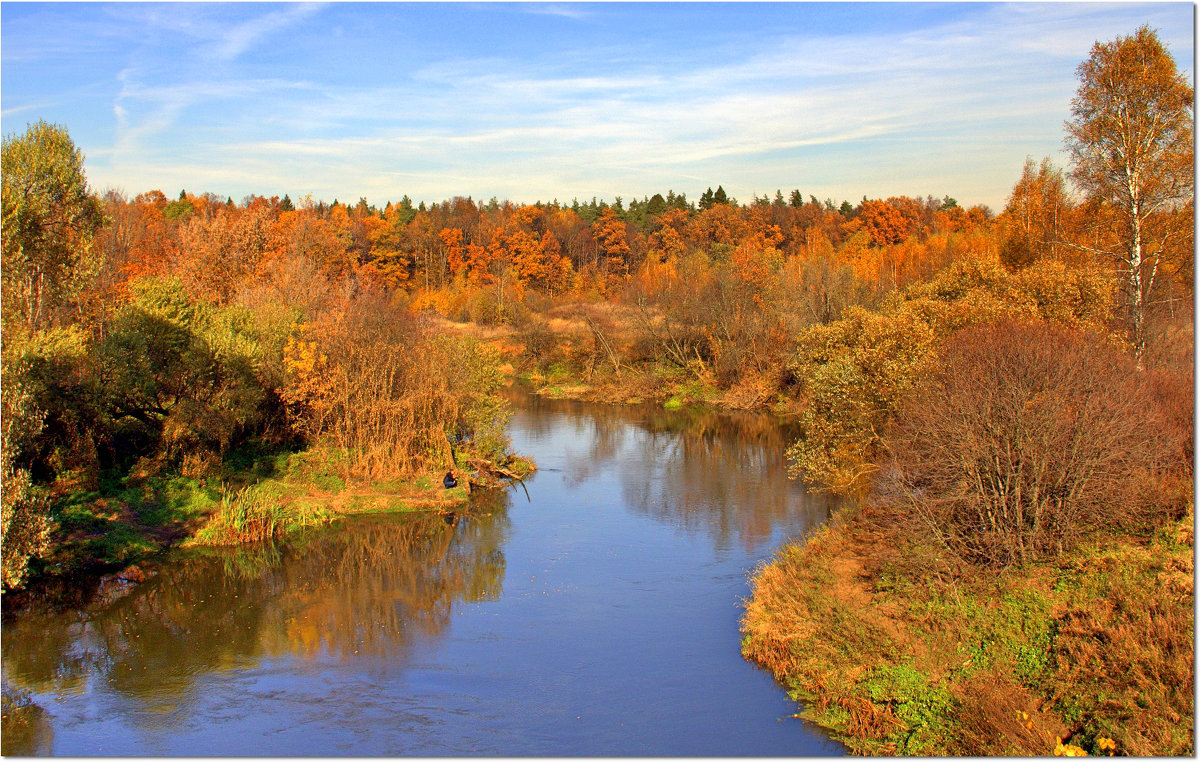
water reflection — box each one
[2,392,838,757]
[508,388,835,552]
[0,691,54,755]
[2,493,509,748]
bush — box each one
[282,288,511,481]
[1,338,51,589]
[888,320,1185,567]
[97,277,267,470]
[787,302,938,493]
[1,464,49,590]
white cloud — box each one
[212,3,326,61]
[516,3,595,22]
[60,1,1194,209]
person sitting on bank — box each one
[443,470,458,489]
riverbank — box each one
[2,384,838,757]
[740,497,1195,756]
[13,444,532,603]
[435,311,806,416]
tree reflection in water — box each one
[0,691,54,755]
[1,491,510,731]
[2,392,838,756]
[508,386,835,552]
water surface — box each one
[3,391,840,756]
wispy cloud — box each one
[5,2,1192,208]
[2,103,52,119]
[516,3,594,22]
[212,3,325,61]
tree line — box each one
[1,26,1192,591]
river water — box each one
[2,390,840,756]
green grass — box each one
[546,362,571,383]
[862,663,956,755]
[191,482,323,545]
[36,441,478,582]
[48,472,223,571]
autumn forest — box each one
[1,22,1194,759]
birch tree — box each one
[1064,26,1194,360]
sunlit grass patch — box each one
[192,483,284,545]
[191,482,329,546]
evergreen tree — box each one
[396,195,417,226]
[647,193,667,217]
[665,190,689,211]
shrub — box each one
[888,320,1184,567]
[1,339,51,590]
[787,303,938,493]
[282,288,511,481]
[97,277,266,469]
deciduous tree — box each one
[2,121,104,330]
[1064,26,1194,358]
[1000,158,1074,269]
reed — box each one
[196,483,312,545]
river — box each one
[2,389,841,756]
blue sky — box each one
[2,2,1193,210]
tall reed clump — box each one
[281,288,510,483]
[194,483,309,545]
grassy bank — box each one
[28,443,518,585]
[741,499,1194,756]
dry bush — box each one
[888,319,1185,567]
[513,315,556,365]
[282,288,509,481]
[1142,302,1194,378]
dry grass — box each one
[1047,529,1195,756]
[947,670,1065,755]
[741,499,1195,756]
